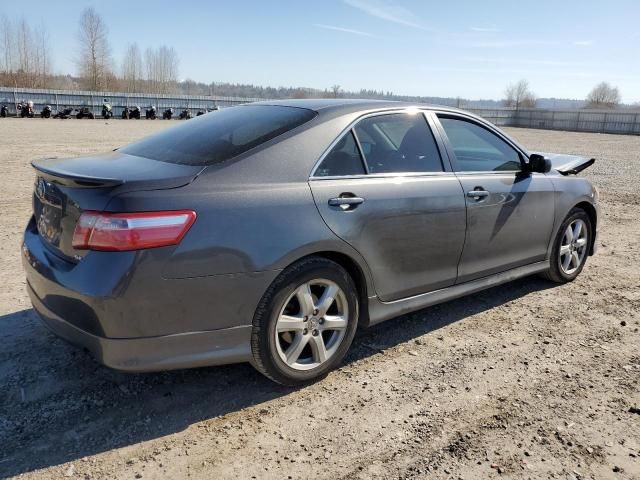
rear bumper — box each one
[22,217,279,338]
[22,216,279,371]
[28,282,252,372]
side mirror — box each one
[528,153,551,173]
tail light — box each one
[72,210,197,251]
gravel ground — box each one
[0,118,639,480]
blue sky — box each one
[2,0,639,102]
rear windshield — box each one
[120,105,317,166]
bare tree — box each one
[76,7,112,90]
[331,84,341,98]
[16,19,34,86]
[1,15,14,79]
[0,16,52,88]
[122,43,143,92]
[144,45,179,94]
[504,79,536,109]
[291,88,308,99]
[585,82,620,109]
[34,23,51,87]
[158,45,179,93]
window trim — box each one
[309,109,451,180]
[433,112,529,174]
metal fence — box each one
[0,87,263,118]
[2,86,640,134]
[466,107,640,135]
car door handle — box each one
[328,196,365,209]
[466,190,490,200]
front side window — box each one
[354,113,443,173]
[438,117,522,172]
[315,131,366,177]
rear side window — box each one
[315,131,366,177]
[121,105,316,166]
[438,117,522,172]
[354,113,443,173]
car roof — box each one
[248,98,468,116]
[246,98,530,160]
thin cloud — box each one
[314,24,373,37]
[343,0,427,29]
[471,27,500,33]
[463,39,557,48]
[573,40,593,46]
[460,56,626,70]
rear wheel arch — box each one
[280,251,371,327]
[250,254,361,385]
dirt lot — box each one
[0,118,638,480]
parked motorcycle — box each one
[41,105,52,118]
[145,105,157,120]
[0,105,8,117]
[102,100,113,119]
[179,109,192,120]
[129,105,141,119]
[162,108,174,120]
[17,100,35,118]
[76,107,95,119]
[54,107,76,119]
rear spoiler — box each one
[32,159,124,188]
[532,152,596,176]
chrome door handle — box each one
[328,196,365,209]
[466,190,490,200]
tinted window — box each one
[354,113,443,173]
[315,131,366,177]
[438,117,522,172]
[121,105,316,166]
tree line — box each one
[504,79,622,110]
[1,8,179,94]
[0,8,631,109]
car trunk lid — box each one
[31,152,203,260]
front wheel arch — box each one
[573,201,597,255]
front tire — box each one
[251,257,359,386]
[542,208,592,283]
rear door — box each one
[309,111,467,302]
[433,113,555,283]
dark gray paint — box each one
[310,174,467,300]
[23,99,599,372]
[453,172,555,283]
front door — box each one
[434,114,555,283]
[309,111,467,301]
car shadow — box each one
[0,275,555,477]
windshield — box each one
[120,105,317,166]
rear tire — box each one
[541,208,592,283]
[251,257,359,386]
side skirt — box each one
[367,261,549,326]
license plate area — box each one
[34,177,64,247]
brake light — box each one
[72,210,197,251]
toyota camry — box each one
[23,99,598,385]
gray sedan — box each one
[23,99,598,385]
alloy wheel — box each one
[559,219,588,275]
[274,279,349,371]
